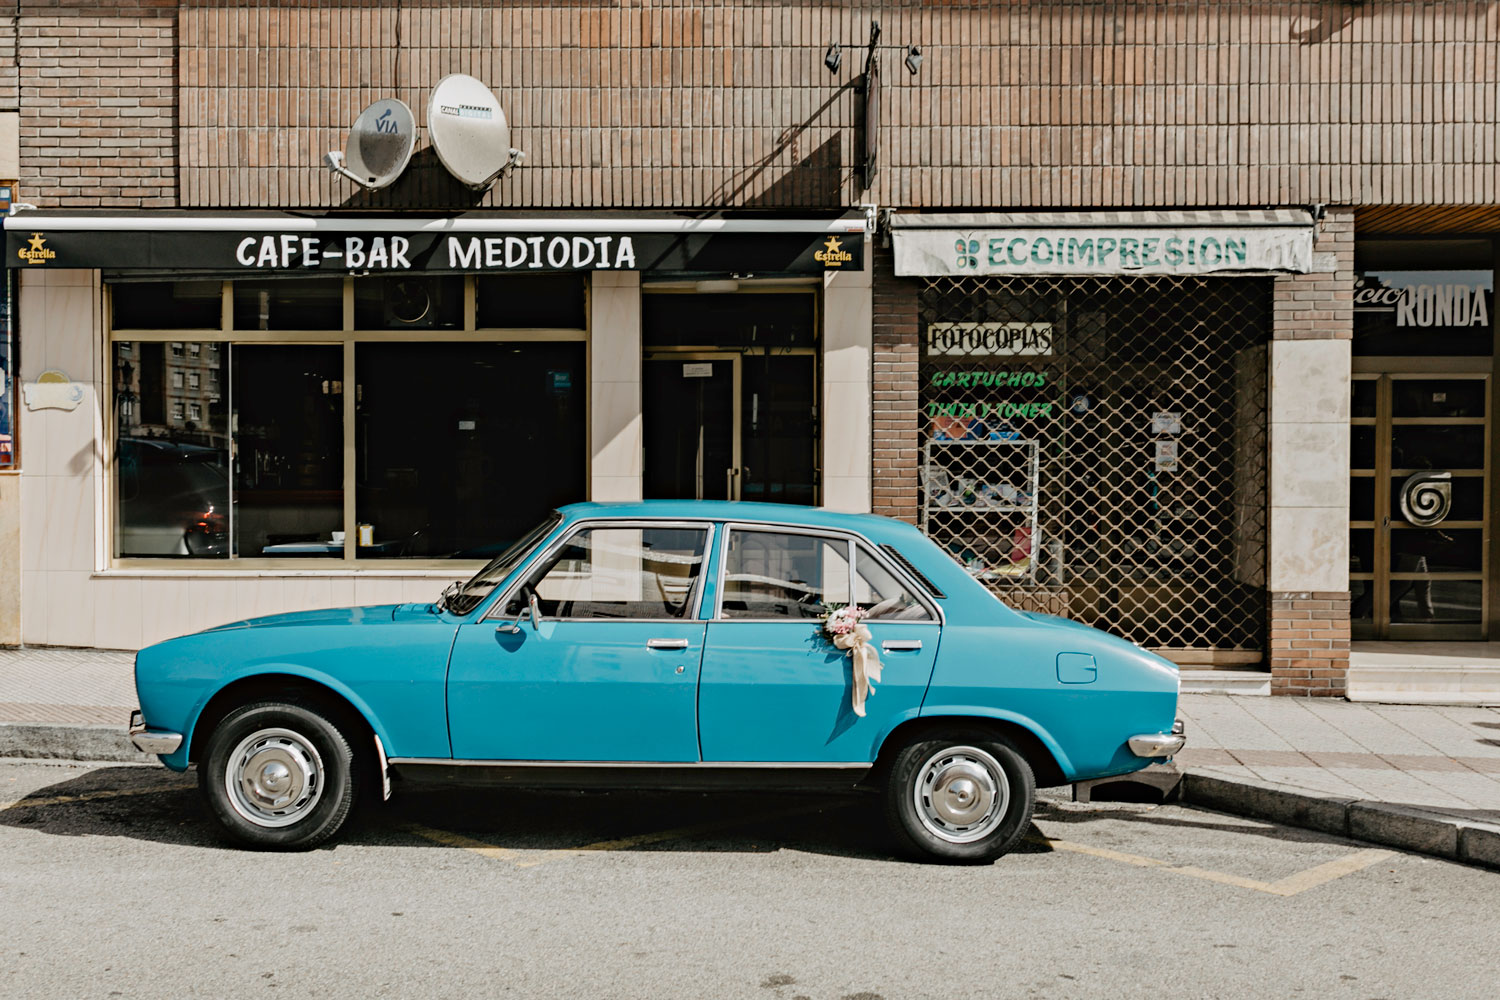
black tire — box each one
[883,729,1036,864]
[198,700,360,850]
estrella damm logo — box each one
[17,232,55,265]
[814,235,854,268]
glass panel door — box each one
[644,355,737,500]
[644,351,818,504]
[1351,374,1489,639]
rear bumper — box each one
[128,710,183,755]
[1127,718,1186,758]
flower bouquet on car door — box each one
[821,604,882,717]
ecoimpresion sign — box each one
[3,215,866,275]
[893,217,1315,277]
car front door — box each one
[446,522,711,761]
[697,527,941,763]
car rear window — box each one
[879,544,945,599]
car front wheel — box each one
[884,731,1035,864]
[199,701,359,850]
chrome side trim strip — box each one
[387,758,871,770]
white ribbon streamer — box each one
[834,622,883,717]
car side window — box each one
[720,530,850,619]
[854,543,934,621]
[505,526,708,620]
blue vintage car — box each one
[129,501,1184,862]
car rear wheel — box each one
[199,701,359,850]
[883,730,1035,864]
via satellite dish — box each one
[325,99,417,191]
[427,74,525,190]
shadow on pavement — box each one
[3,764,1061,862]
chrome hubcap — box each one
[913,745,1009,844]
[225,728,324,828]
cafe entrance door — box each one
[1350,373,1491,639]
[643,351,818,504]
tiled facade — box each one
[0,2,1495,699]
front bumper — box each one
[128,710,183,755]
[1127,718,1186,758]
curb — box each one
[1178,770,1500,872]
[0,722,155,764]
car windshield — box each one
[440,512,562,616]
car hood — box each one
[201,602,439,632]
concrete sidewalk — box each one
[1172,694,1500,868]
[1,646,1497,867]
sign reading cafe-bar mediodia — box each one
[891,211,1315,277]
[1,214,866,275]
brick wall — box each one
[1272,209,1356,343]
[872,245,919,524]
[1269,592,1353,696]
[161,0,1500,212]
[17,13,175,208]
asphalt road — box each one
[2,759,1497,1000]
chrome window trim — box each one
[712,521,944,625]
[481,518,718,624]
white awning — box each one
[890,209,1315,277]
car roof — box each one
[556,501,913,539]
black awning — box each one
[5,212,867,276]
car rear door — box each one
[697,526,941,763]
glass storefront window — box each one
[112,281,223,329]
[476,274,587,328]
[232,345,344,557]
[113,341,230,557]
[108,275,588,563]
[353,275,463,330]
[233,278,343,330]
[355,342,586,558]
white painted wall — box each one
[821,240,873,513]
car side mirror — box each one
[497,590,543,635]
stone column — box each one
[588,271,643,502]
[822,238,873,513]
[1268,210,1355,695]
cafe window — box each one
[108,276,587,563]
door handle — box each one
[647,638,690,650]
[882,640,923,652]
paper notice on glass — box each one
[1154,440,1179,471]
[682,363,712,378]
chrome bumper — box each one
[1128,718,1186,758]
[128,710,183,755]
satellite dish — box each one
[427,74,525,190]
[324,99,416,191]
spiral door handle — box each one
[1399,471,1453,527]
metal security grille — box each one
[917,275,1271,658]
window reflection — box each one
[232,345,344,557]
[113,341,229,557]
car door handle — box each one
[646,639,690,650]
[882,640,923,652]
